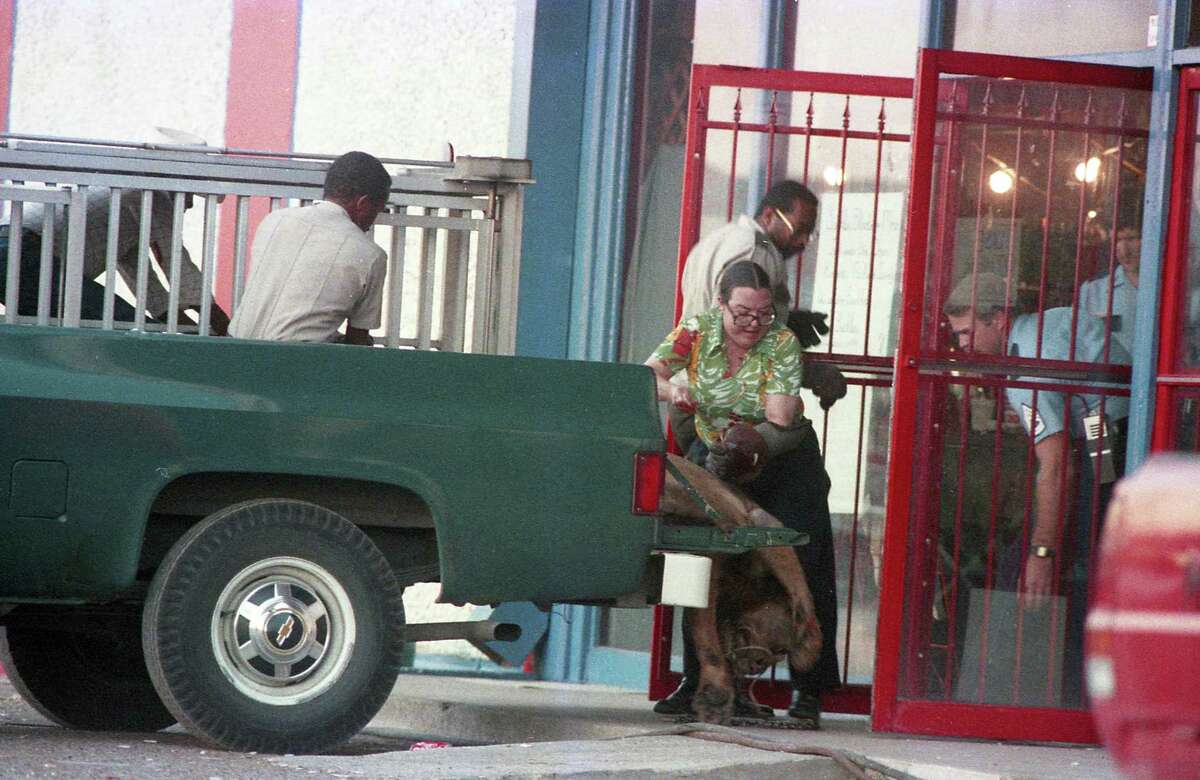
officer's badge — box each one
[1020,403,1045,437]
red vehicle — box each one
[1086,456,1200,779]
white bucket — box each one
[660,552,712,608]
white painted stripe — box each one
[1087,608,1200,635]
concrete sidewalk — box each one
[288,675,1124,779]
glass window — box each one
[1182,94,1200,371]
[692,0,768,67]
[1170,391,1200,452]
[1188,0,1200,48]
[949,0,1159,57]
[791,0,921,77]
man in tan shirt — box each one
[675,180,846,426]
[678,180,815,324]
[230,151,390,345]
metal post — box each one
[199,194,219,337]
[1126,0,1180,467]
[103,189,122,329]
[166,191,186,332]
[4,197,20,322]
[135,189,153,330]
[567,0,638,365]
[61,186,87,326]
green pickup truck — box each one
[0,324,779,753]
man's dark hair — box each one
[717,260,771,302]
[323,151,391,203]
[1115,209,1142,235]
[755,180,817,216]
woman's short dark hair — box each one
[323,151,391,203]
[717,260,771,303]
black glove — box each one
[802,361,848,410]
[786,309,830,349]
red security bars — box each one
[877,49,1152,744]
[764,92,779,191]
[655,63,913,716]
[1153,68,1200,453]
[726,90,742,222]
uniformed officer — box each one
[942,272,1131,706]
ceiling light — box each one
[1074,157,1101,183]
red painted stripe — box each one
[0,0,14,132]
[216,0,300,313]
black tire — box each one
[0,616,175,731]
[142,499,406,754]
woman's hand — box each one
[669,383,697,413]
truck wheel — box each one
[142,499,406,754]
[0,619,175,731]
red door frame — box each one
[650,63,912,716]
[874,48,1153,743]
[1153,67,1200,451]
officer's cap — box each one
[944,272,1012,314]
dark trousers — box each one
[679,433,841,694]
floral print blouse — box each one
[650,306,804,446]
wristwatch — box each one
[1030,545,1055,559]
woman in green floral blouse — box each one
[644,260,839,729]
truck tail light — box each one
[632,451,665,515]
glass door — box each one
[1153,66,1200,453]
[875,48,1152,743]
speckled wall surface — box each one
[8,0,234,144]
[7,0,519,161]
[292,0,518,160]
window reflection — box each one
[1184,98,1200,371]
[1172,392,1200,452]
[948,0,1158,57]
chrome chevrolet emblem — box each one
[275,615,296,647]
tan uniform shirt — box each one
[678,215,791,323]
[229,201,387,342]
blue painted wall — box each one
[515,2,591,360]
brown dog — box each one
[659,453,821,723]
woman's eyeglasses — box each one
[727,308,776,327]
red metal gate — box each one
[649,64,913,715]
[875,49,1152,743]
[1154,66,1200,453]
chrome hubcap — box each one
[211,557,356,706]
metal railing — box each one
[0,134,531,355]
